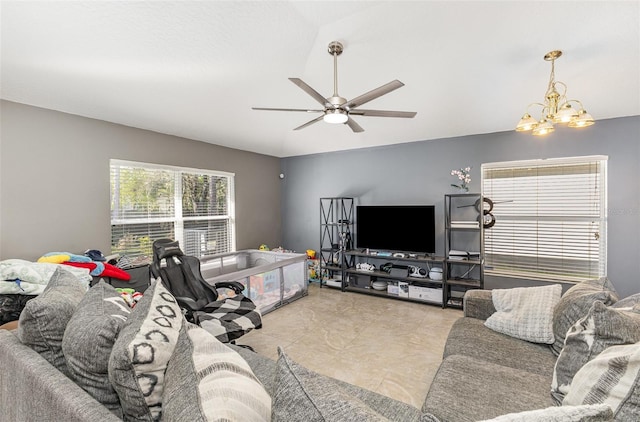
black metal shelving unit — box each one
[319,197,355,290]
[444,193,485,308]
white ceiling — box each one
[2,1,639,158]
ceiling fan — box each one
[252,41,416,133]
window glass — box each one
[110,160,235,260]
[482,156,607,282]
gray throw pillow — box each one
[62,281,132,417]
[485,284,562,344]
[162,322,271,421]
[551,277,618,356]
[108,280,182,421]
[613,293,640,308]
[551,301,640,405]
[17,267,87,377]
[564,342,640,421]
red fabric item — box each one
[62,261,97,271]
[100,263,131,281]
[62,261,131,281]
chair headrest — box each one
[153,239,184,261]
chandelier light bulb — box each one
[516,113,538,132]
[553,103,578,123]
[568,109,595,128]
[532,119,555,136]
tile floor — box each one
[241,282,462,408]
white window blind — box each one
[110,160,235,260]
[482,156,607,283]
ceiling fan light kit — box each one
[252,41,416,132]
[516,50,594,136]
[324,109,348,124]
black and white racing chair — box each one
[150,239,262,344]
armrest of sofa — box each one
[463,289,496,320]
[0,330,120,422]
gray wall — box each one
[0,101,282,260]
[281,116,640,298]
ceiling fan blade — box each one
[289,78,330,108]
[294,115,324,131]
[346,117,364,133]
[349,109,417,118]
[252,107,324,113]
[345,80,405,110]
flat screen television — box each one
[356,205,436,254]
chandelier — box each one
[516,50,594,136]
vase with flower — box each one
[451,167,471,192]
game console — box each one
[408,265,428,278]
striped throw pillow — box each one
[162,322,271,421]
[563,342,640,420]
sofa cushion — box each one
[232,344,433,422]
[272,347,437,422]
[551,301,640,404]
[485,284,562,344]
[162,322,271,421]
[109,280,182,421]
[551,277,618,356]
[444,317,557,376]
[0,329,122,422]
[230,343,278,395]
[463,289,496,320]
[423,354,552,422]
[17,267,87,377]
[478,404,613,422]
[62,281,132,417]
[563,342,640,421]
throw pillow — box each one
[477,404,613,422]
[551,277,618,356]
[563,342,640,421]
[62,281,132,416]
[162,322,271,422]
[271,347,438,422]
[484,284,562,344]
[108,280,182,421]
[612,293,640,309]
[551,301,640,404]
[17,267,87,377]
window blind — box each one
[110,160,235,260]
[482,156,607,282]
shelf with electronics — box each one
[444,193,486,309]
[343,250,447,306]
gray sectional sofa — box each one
[0,275,636,421]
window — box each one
[110,160,235,260]
[482,156,607,282]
